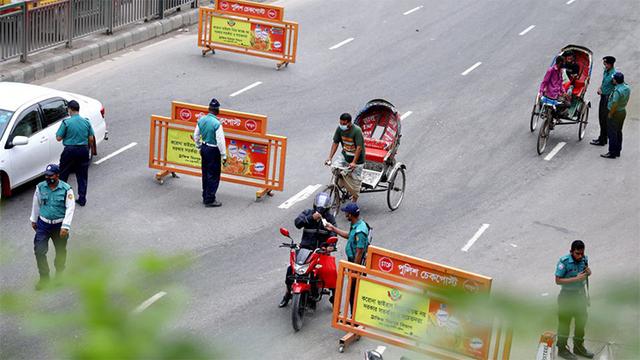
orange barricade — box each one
[197,0,298,69]
[148,102,287,200]
[332,246,513,359]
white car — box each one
[0,82,107,199]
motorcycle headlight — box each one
[294,263,310,275]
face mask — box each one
[339,125,349,131]
[46,177,56,185]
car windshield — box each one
[0,109,13,140]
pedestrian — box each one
[193,98,227,207]
[29,164,75,290]
[56,100,95,206]
[601,72,631,159]
[591,56,616,146]
[555,240,594,360]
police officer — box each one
[193,98,227,207]
[555,240,594,360]
[56,100,95,206]
[278,192,337,308]
[601,72,631,159]
[29,164,76,290]
[591,56,616,146]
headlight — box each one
[294,263,310,275]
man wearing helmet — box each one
[278,192,337,308]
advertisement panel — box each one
[172,101,267,135]
[166,128,200,168]
[215,0,284,21]
[211,16,286,54]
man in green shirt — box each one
[325,113,365,201]
[601,72,631,159]
[591,56,616,146]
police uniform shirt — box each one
[30,180,76,230]
[56,114,95,146]
[193,113,227,159]
[555,254,588,291]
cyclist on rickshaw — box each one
[539,55,570,123]
[325,113,365,202]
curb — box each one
[0,9,199,84]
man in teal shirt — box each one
[193,98,227,207]
[29,164,76,290]
[56,100,95,206]
[591,56,616,146]
[555,240,593,359]
[601,72,631,159]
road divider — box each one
[278,184,322,209]
[461,62,482,76]
[94,142,138,165]
[329,37,354,50]
[461,223,490,252]
[519,25,535,36]
[230,81,262,97]
[403,6,423,15]
[544,142,566,161]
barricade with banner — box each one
[331,246,513,359]
[148,101,287,200]
[197,0,298,69]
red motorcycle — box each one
[279,227,338,331]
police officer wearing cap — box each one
[56,100,95,206]
[555,240,594,360]
[30,164,76,290]
[193,98,227,207]
[601,72,631,159]
[591,56,616,146]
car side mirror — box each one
[8,136,29,148]
[327,236,338,245]
[280,228,290,238]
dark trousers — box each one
[557,290,588,348]
[33,218,67,278]
[607,110,626,156]
[200,145,221,204]
[597,94,610,143]
[59,145,90,199]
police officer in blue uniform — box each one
[555,240,594,360]
[29,164,76,290]
[193,98,227,207]
[56,100,95,206]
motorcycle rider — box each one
[278,192,337,308]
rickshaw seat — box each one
[364,138,390,163]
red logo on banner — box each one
[220,1,229,10]
[378,257,394,272]
[245,120,257,132]
[267,9,277,18]
[179,109,191,121]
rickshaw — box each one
[530,45,593,155]
[325,99,407,216]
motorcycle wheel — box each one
[291,293,306,331]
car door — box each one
[39,98,69,164]
[5,105,48,186]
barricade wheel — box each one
[338,345,344,353]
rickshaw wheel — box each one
[387,167,406,211]
[537,116,550,155]
[530,102,541,132]
[578,104,589,141]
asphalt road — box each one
[1,0,639,359]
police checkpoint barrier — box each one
[148,101,287,200]
[332,246,514,359]
[197,0,299,69]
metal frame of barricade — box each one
[148,115,287,199]
[197,6,298,69]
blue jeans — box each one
[59,145,90,200]
[200,146,221,204]
[33,218,67,278]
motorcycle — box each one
[279,227,338,331]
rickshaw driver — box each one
[540,56,570,122]
[325,113,366,202]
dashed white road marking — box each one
[133,291,167,314]
[544,142,566,161]
[461,62,482,76]
[94,142,137,165]
[403,6,423,15]
[566,0,576,4]
[541,292,549,297]
[510,243,518,248]
[519,25,536,36]
[278,184,323,209]
[329,38,354,50]
[400,111,413,120]
[230,81,262,97]
[461,224,490,252]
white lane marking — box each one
[541,292,549,297]
[403,6,423,15]
[329,37,354,50]
[566,0,576,4]
[400,111,413,120]
[278,184,322,209]
[133,291,167,314]
[544,142,566,161]
[461,224,490,252]
[93,142,137,165]
[461,62,482,76]
[510,243,518,248]
[230,81,262,97]
[519,25,536,36]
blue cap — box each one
[209,98,220,109]
[613,72,624,83]
[341,202,360,215]
[44,164,60,175]
[68,100,80,111]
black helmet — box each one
[313,192,332,214]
